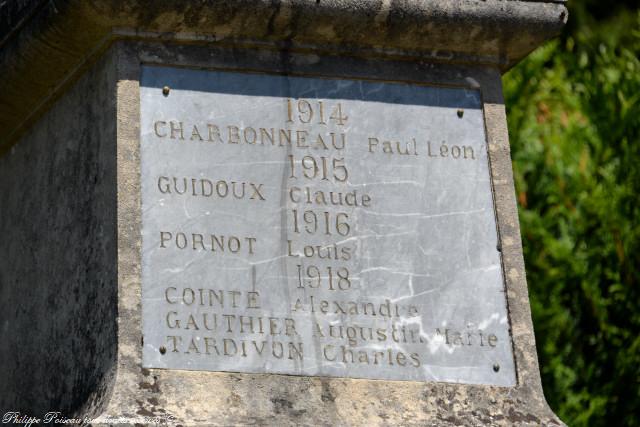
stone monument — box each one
[0,0,567,425]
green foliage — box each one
[503,3,640,426]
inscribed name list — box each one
[140,65,516,386]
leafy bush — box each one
[503,4,640,426]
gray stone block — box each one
[0,1,566,425]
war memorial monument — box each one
[0,0,568,425]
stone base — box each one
[0,40,563,426]
[0,1,566,425]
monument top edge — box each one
[1,0,567,63]
[0,0,567,151]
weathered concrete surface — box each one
[0,39,564,425]
[0,48,118,417]
[0,1,567,424]
[0,0,567,151]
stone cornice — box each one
[0,0,567,150]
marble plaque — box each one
[140,65,516,386]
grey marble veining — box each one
[140,65,516,386]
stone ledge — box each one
[0,0,567,151]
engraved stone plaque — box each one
[140,65,516,386]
